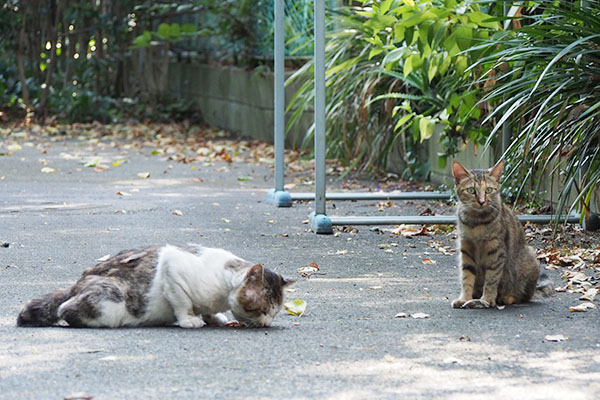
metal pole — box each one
[328,214,581,226]
[309,0,332,233]
[292,191,452,201]
[267,0,291,207]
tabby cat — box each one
[17,244,294,328]
[451,160,552,309]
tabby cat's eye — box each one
[485,187,494,194]
[466,188,476,194]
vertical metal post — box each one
[309,0,332,233]
[501,2,512,158]
[267,0,292,207]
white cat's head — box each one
[230,264,294,328]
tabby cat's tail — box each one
[17,289,71,327]
[536,265,554,297]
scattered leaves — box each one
[421,258,436,265]
[284,299,306,317]
[237,176,253,182]
[7,143,22,152]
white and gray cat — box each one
[17,244,294,328]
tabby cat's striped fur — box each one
[451,160,544,309]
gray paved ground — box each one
[1,134,599,400]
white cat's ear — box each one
[246,264,264,284]
[490,159,505,182]
[452,161,469,183]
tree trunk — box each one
[39,0,64,122]
[16,21,31,109]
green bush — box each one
[288,0,501,178]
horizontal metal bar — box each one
[328,214,581,226]
[290,191,452,201]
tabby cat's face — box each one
[231,265,294,328]
[452,161,504,211]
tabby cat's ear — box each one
[452,161,470,183]
[489,160,505,182]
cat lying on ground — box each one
[17,244,294,328]
[451,160,553,309]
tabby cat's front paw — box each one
[461,299,491,309]
[452,298,468,308]
[178,316,206,329]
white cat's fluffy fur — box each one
[148,245,253,328]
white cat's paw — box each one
[178,316,206,328]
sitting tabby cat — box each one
[17,244,294,328]
[451,160,552,309]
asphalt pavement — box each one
[0,133,599,400]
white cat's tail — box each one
[17,289,71,326]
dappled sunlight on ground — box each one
[306,333,600,400]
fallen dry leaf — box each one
[394,312,408,318]
[421,258,436,265]
[579,288,598,302]
[384,224,429,237]
[64,393,94,400]
[297,265,324,278]
[172,210,183,216]
[41,167,56,173]
[544,334,567,342]
[411,312,430,319]
[335,250,348,255]
[7,143,22,152]
[284,299,306,317]
[137,172,150,179]
[569,302,597,312]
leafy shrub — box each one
[475,0,600,219]
[287,0,501,178]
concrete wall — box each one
[168,63,312,147]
